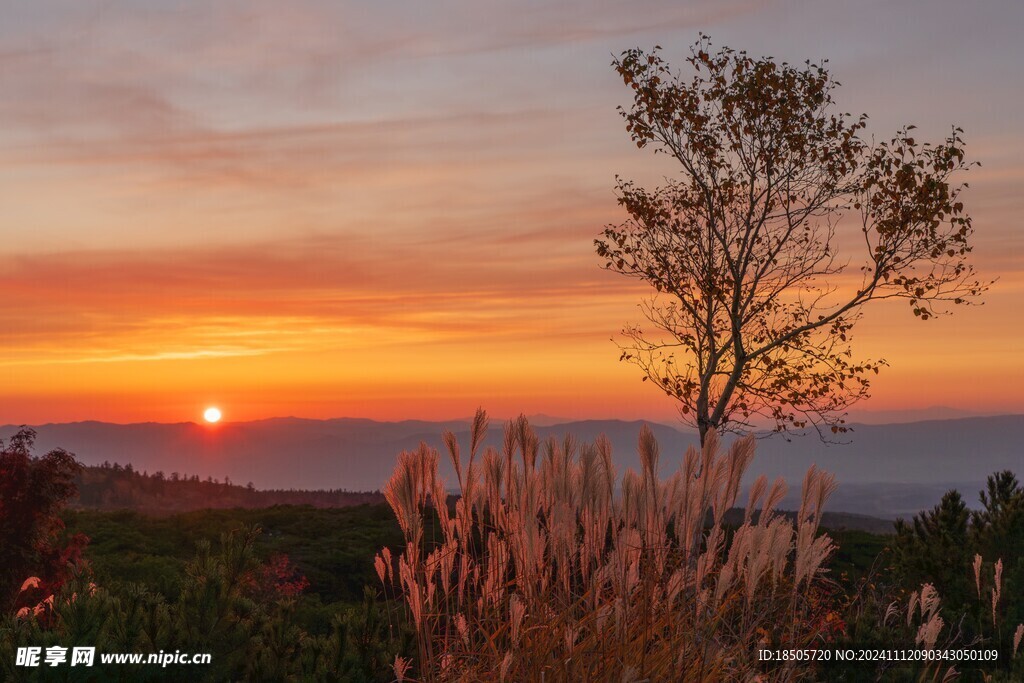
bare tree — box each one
[596,37,987,444]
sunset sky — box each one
[1,0,1022,425]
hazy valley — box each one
[6,414,1022,520]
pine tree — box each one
[893,489,972,606]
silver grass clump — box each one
[379,409,842,682]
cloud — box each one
[0,234,643,367]
[0,0,770,185]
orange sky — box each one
[1,0,1022,424]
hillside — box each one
[74,462,382,513]
[67,464,892,533]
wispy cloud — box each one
[0,234,645,370]
[0,346,288,367]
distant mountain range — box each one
[4,414,1022,520]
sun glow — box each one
[203,406,222,423]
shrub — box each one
[1,526,410,682]
[0,428,84,612]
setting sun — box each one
[203,407,222,423]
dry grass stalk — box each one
[379,410,841,682]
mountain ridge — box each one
[4,414,1022,519]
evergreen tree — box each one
[892,489,972,606]
[972,471,1024,632]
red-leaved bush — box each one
[0,428,85,613]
